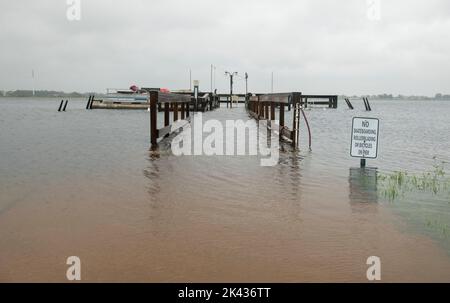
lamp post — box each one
[225,71,238,108]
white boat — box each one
[104,88,149,102]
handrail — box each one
[149,91,191,148]
[151,91,191,104]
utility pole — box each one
[189,69,192,91]
[210,64,213,93]
[32,69,35,96]
[271,71,274,93]
[225,71,238,108]
[245,72,248,107]
[213,66,216,92]
[245,72,248,95]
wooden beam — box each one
[270,103,275,121]
[181,101,185,119]
[150,91,158,147]
[173,103,178,121]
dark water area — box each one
[1,97,450,282]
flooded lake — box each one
[1,98,450,282]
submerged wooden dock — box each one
[84,87,339,150]
[87,90,337,111]
[88,89,220,112]
[145,89,338,149]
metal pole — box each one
[213,66,216,92]
[225,71,237,108]
[32,69,35,96]
[245,72,248,95]
[230,75,233,95]
[245,72,248,107]
[271,72,273,93]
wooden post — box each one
[185,102,190,118]
[181,101,185,119]
[150,91,158,147]
[270,102,275,121]
[174,103,178,121]
[58,100,64,112]
[265,102,269,119]
[279,103,284,142]
[292,104,297,147]
[291,92,302,148]
[164,102,170,126]
[86,96,92,110]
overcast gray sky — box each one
[1,0,449,95]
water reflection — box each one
[143,151,165,228]
[348,167,378,212]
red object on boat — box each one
[129,85,139,92]
[160,88,170,93]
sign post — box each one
[350,117,379,167]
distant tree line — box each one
[340,93,450,100]
[0,90,94,98]
[1,90,449,100]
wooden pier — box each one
[89,87,338,150]
[300,95,338,109]
[247,93,300,147]
[218,93,338,109]
[89,90,220,112]
[246,93,338,147]
[149,91,192,148]
[170,91,220,112]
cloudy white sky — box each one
[0,0,449,95]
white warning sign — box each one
[351,117,379,159]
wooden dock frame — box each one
[247,92,302,148]
[168,91,220,112]
[149,91,192,148]
[89,90,220,112]
[301,95,338,109]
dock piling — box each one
[86,96,92,110]
[58,100,64,112]
[63,100,68,111]
[150,91,158,147]
[345,98,354,110]
[364,97,372,111]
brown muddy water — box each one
[1,98,450,282]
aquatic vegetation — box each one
[378,158,450,238]
[426,218,449,237]
[378,159,450,201]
